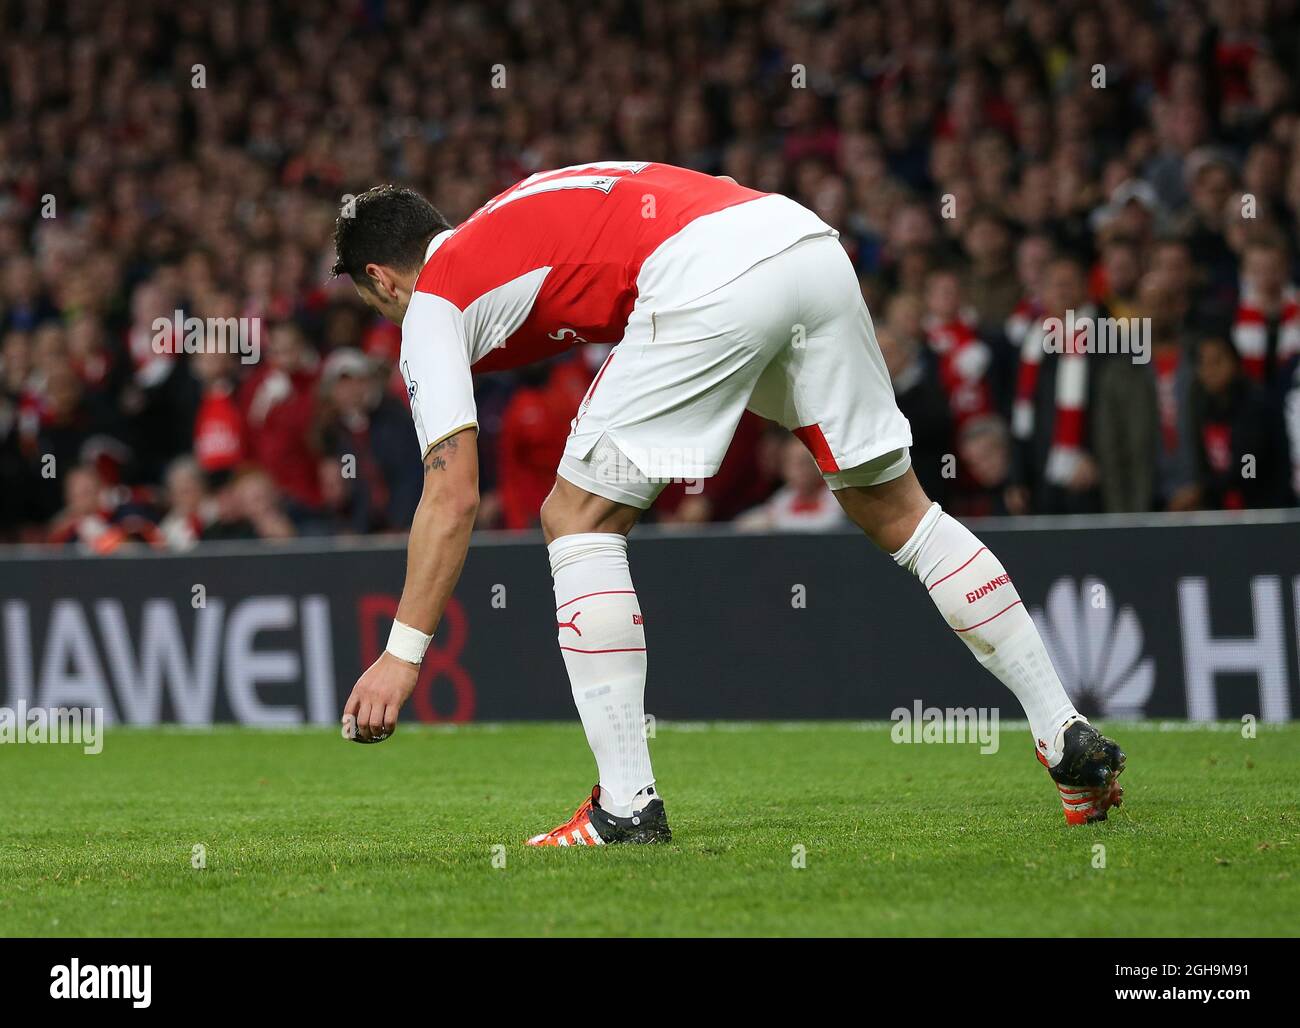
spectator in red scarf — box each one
[46,464,109,548]
[924,267,994,428]
[1007,256,1104,514]
[1232,234,1300,388]
[1005,234,1055,350]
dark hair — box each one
[331,185,450,281]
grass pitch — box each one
[1,721,1296,937]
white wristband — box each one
[386,620,432,665]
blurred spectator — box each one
[317,348,422,534]
[736,435,848,532]
[1141,271,1201,511]
[46,461,164,552]
[878,294,951,505]
[1095,238,1143,322]
[1174,150,1239,297]
[203,469,297,542]
[1093,342,1159,514]
[1232,233,1300,388]
[497,355,592,531]
[191,351,245,484]
[1188,335,1294,509]
[924,268,995,427]
[961,208,1020,336]
[1005,234,1055,349]
[950,415,1012,518]
[1009,256,1102,514]
[158,456,215,551]
[238,322,322,522]
[45,463,108,549]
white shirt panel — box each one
[400,291,478,454]
[635,194,837,308]
[461,265,552,364]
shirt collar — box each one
[424,229,454,264]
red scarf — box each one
[1012,307,1094,485]
[1005,296,1043,348]
[1232,286,1300,382]
[925,314,993,426]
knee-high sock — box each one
[892,503,1079,765]
[549,532,655,815]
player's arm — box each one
[396,428,480,634]
[342,293,480,742]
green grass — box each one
[1,722,1297,936]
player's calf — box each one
[548,530,658,820]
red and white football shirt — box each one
[399,162,830,454]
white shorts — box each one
[559,232,913,509]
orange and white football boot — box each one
[525,785,672,846]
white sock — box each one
[549,532,655,816]
[892,503,1079,766]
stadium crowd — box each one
[2,0,1299,550]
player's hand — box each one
[342,651,420,743]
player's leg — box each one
[751,234,1124,823]
[524,456,671,846]
[832,463,1076,748]
[827,449,1084,758]
[831,465,1124,823]
[526,256,802,845]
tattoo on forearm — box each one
[423,434,459,474]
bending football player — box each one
[333,163,1124,842]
